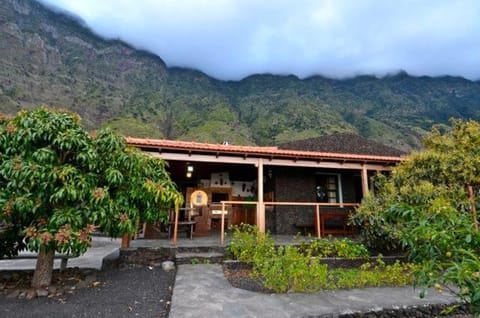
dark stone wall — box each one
[117,247,175,267]
[272,168,362,234]
[340,172,357,203]
[273,167,316,235]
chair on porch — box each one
[168,208,196,240]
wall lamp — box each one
[186,163,194,178]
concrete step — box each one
[175,252,224,265]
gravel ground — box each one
[0,266,176,318]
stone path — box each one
[169,264,459,318]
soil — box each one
[223,267,272,293]
[0,266,176,318]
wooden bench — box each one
[320,212,354,236]
[7,253,77,271]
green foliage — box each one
[327,259,416,289]
[228,224,275,264]
[228,225,414,293]
[0,107,99,257]
[0,108,182,262]
[298,237,370,259]
[354,119,480,313]
[255,244,329,293]
[93,128,183,237]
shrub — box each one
[254,244,329,293]
[299,237,370,259]
[228,225,415,293]
[228,224,275,264]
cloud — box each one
[39,0,480,80]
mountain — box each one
[1,0,480,151]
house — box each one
[126,134,404,242]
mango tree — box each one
[354,119,480,313]
[93,128,183,247]
[0,108,181,289]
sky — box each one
[39,0,480,81]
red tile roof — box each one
[126,137,403,164]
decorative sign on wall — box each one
[231,181,255,197]
[190,190,208,206]
[210,172,231,187]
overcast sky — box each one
[39,0,480,81]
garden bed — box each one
[223,256,409,294]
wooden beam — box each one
[145,151,394,171]
[172,204,179,246]
[256,159,265,232]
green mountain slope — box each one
[1,0,480,151]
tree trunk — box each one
[121,233,131,248]
[467,184,479,231]
[31,246,54,288]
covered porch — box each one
[126,137,403,246]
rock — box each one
[162,261,175,272]
[48,286,57,295]
[36,288,49,297]
[25,288,37,300]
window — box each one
[316,174,342,203]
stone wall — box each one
[117,247,175,267]
[272,168,362,235]
[274,167,316,235]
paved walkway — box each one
[0,236,121,270]
[169,264,459,318]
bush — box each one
[254,244,328,293]
[228,225,415,293]
[228,224,275,264]
[299,237,370,259]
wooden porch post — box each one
[256,159,265,232]
[172,204,179,246]
[221,201,226,245]
[361,164,369,198]
[315,204,321,238]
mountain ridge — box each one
[1,0,479,151]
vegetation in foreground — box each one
[354,119,480,314]
[227,224,415,293]
[0,108,183,290]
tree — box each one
[93,128,183,246]
[354,119,480,313]
[0,108,182,289]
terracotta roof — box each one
[126,137,403,164]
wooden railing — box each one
[218,201,359,245]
